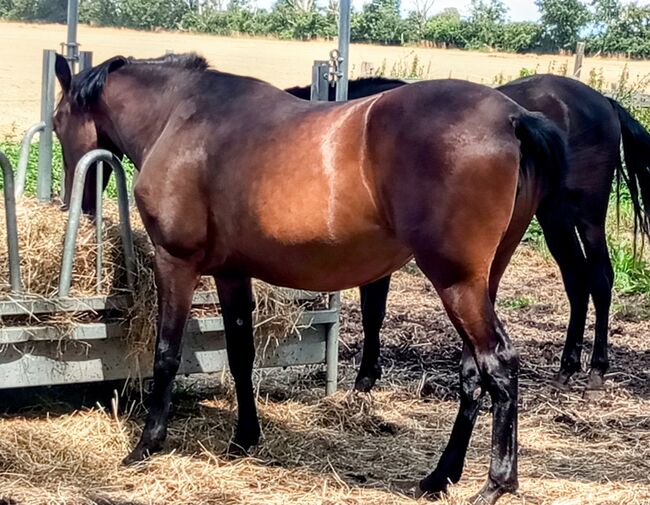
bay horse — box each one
[288,74,650,392]
[53,53,568,503]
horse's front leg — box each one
[215,275,260,454]
[124,249,199,464]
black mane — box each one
[284,76,407,101]
[69,52,209,110]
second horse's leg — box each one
[537,204,590,388]
[355,275,391,392]
[215,275,261,454]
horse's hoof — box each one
[551,371,572,391]
[470,479,515,505]
[417,475,448,500]
[586,370,606,391]
[226,429,259,458]
[354,375,377,393]
[354,366,382,392]
[122,445,155,465]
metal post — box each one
[78,51,93,72]
[15,121,45,198]
[325,292,340,395]
[335,0,351,101]
[59,150,135,297]
[0,151,23,293]
[37,50,56,203]
[573,41,586,79]
[311,61,330,101]
[65,0,80,69]
[95,161,104,293]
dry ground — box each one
[0,245,649,504]
[3,21,650,135]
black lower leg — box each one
[579,228,613,390]
[419,344,482,496]
[216,276,260,454]
[124,255,196,464]
[355,275,391,392]
[537,207,589,386]
[473,324,519,504]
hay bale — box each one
[0,197,324,361]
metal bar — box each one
[325,292,340,395]
[66,0,80,68]
[335,0,351,101]
[95,161,104,293]
[37,50,56,203]
[0,151,23,293]
[15,121,45,198]
[78,51,93,72]
[311,61,329,102]
[59,150,136,297]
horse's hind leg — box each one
[355,275,391,392]
[214,275,261,453]
[576,220,613,391]
[124,251,199,464]
[416,257,519,504]
[536,203,590,387]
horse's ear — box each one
[55,53,72,93]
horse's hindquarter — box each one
[207,96,412,290]
[365,81,522,276]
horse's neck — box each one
[98,74,174,170]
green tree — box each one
[352,0,405,44]
[467,0,507,48]
[120,0,189,29]
[536,0,590,51]
[423,8,467,48]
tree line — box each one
[2,0,650,58]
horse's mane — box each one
[70,52,209,109]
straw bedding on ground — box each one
[0,243,649,504]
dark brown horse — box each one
[53,53,568,503]
[288,74,650,393]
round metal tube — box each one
[37,50,56,203]
[15,121,45,198]
[335,0,351,101]
[325,291,340,395]
[66,0,79,65]
[95,161,104,293]
[0,151,23,293]
[59,150,135,297]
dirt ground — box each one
[3,21,650,135]
[0,245,648,504]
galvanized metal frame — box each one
[0,151,22,293]
[59,150,136,297]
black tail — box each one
[607,97,650,243]
[514,111,569,191]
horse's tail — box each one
[513,111,569,192]
[607,97,650,243]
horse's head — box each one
[53,53,123,216]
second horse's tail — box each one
[608,97,650,243]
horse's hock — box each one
[0,142,340,392]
